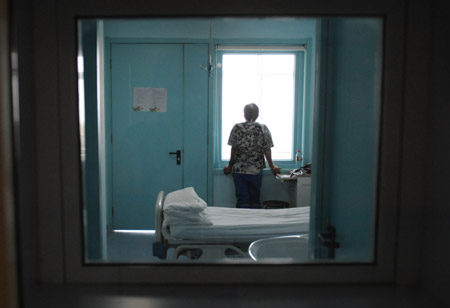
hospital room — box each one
[78,17,382,264]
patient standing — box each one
[223,103,281,208]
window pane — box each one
[221,54,296,161]
[77,17,384,268]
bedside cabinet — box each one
[296,176,311,207]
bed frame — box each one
[153,191,310,261]
[152,191,248,261]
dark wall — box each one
[11,0,38,305]
[422,0,450,305]
[9,0,450,305]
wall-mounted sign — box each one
[133,87,167,112]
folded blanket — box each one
[164,187,207,213]
[163,187,213,226]
[163,210,213,226]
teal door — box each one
[110,43,208,230]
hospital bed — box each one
[152,188,310,261]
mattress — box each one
[162,206,310,242]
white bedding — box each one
[162,206,310,243]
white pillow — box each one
[164,187,207,213]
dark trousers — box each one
[233,171,263,208]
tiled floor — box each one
[105,230,252,263]
[106,231,157,262]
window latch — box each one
[200,56,215,76]
[318,223,340,259]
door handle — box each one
[169,150,181,165]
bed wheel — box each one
[173,245,247,261]
[177,248,203,260]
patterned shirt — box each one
[227,122,274,175]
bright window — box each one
[220,51,300,162]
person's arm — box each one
[223,146,236,175]
[264,148,281,175]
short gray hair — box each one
[244,103,259,122]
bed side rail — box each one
[153,191,166,258]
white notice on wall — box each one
[133,87,167,112]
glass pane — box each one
[221,54,295,161]
[78,17,383,265]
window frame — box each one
[39,3,408,284]
[215,46,307,170]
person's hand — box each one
[270,166,281,176]
[223,165,232,175]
